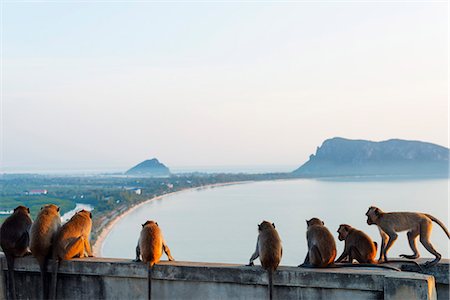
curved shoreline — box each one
[92,181,251,256]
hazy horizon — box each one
[2,2,448,172]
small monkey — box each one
[30,204,62,299]
[336,224,377,264]
[366,206,450,267]
[247,221,282,300]
[300,218,336,268]
[134,220,174,300]
[0,206,33,300]
[50,210,93,300]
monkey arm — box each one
[247,240,260,266]
[162,240,174,261]
[133,241,141,262]
[335,249,348,263]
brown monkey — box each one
[50,210,93,300]
[366,206,450,267]
[300,218,336,268]
[30,204,62,299]
[336,224,377,264]
[135,220,174,300]
[0,206,33,300]
[247,221,282,300]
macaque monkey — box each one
[336,224,377,264]
[247,221,282,300]
[135,220,174,300]
[300,218,336,268]
[0,206,33,300]
[366,206,450,267]
[50,210,93,299]
[30,204,62,299]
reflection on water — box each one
[102,178,449,266]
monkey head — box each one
[366,206,382,225]
[41,204,60,214]
[258,221,275,232]
[306,218,324,228]
[72,209,92,221]
[142,220,158,228]
[337,224,352,241]
[14,205,30,215]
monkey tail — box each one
[148,262,154,300]
[268,268,273,300]
[6,255,17,300]
[425,214,450,239]
[50,258,59,300]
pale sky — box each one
[1,1,448,172]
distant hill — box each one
[293,137,449,177]
[125,158,171,177]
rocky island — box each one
[125,158,171,177]
[293,137,449,177]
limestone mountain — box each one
[293,137,449,177]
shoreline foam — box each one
[92,181,251,256]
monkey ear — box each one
[142,223,145,228]
[272,223,276,228]
[57,206,60,212]
[156,222,159,226]
[258,224,261,230]
[41,206,43,210]
[27,207,30,213]
[321,221,324,225]
[89,212,92,219]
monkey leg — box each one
[400,229,420,259]
[349,246,365,263]
[309,246,324,267]
[61,236,86,260]
[335,249,349,263]
[419,223,442,267]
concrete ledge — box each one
[0,255,442,300]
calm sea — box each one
[102,178,450,266]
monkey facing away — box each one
[50,209,93,300]
[366,206,450,267]
[30,204,62,299]
[134,220,174,300]
[300,218,336,268]
[336,224,377,264]
[0,206,33,300]
[247,221,282,300]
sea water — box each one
[102,178,449,266]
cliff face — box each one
[125,158,171,177]
[293,137,449,177]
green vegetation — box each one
[0,172,294,240]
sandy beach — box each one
[92,181,251,256]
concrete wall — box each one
[1,254,447,300]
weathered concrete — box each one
[0,254,445,300]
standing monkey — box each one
[50,210,93,300]
[366,206,450,267]
[336,224,377,264]
[247,221,282,300]
[0,206,33,300]
[135,220,174,300]
[300,218,336,268]
[30,204,62,299]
